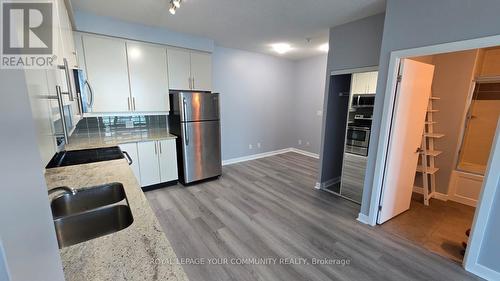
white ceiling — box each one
[71,0,386,60]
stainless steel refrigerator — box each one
[168,91,222,184]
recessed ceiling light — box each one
[319,43,329,52]
[129,48,141,60]
[173,0,181,8]
[169,5,176,14]
[272,43,292,54]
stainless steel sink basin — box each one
[51,183,126,218]
[54,205,133,248]
[49,182,133,248]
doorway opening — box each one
[377,47,500,263]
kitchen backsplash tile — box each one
[75,115,168,133]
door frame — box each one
[366,34,500,276]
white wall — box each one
[212,46,296,160]
[74,10,214,52]
[0,70,65,281]
[292,54,328,155]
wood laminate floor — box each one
[146,152,481,281]
[380,193,475,262]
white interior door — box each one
[377,59,435,224]
[127,42,170,112]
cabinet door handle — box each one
[154,141,157,155]
[127,97,131,111]
[159,141,162,154]
[132,97,136,111]
[192,77,195,89]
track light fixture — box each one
[169,0,181,15]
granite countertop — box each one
[66,128,177,150]
[45,159,188,281]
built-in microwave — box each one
[345,125,370,156]
[351,94,376,108]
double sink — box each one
[51,183,134,248]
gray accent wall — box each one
[212,46,296,160]
[318,13,385,183]
[292,54,328,155]
[361,0,500,215]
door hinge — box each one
[397,75,402,82]
[378,205,382,211]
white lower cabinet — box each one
[137,139,178,187]
[158,139,178,182]
[119,142,141,184]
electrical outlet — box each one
[257,142,261,148]
[298,139,302,145]
[316,110,323,116]
[249,144,253,149]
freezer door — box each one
[181,120,222,183]
[179,91,219,122]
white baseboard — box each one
[222,148,292,166]
[222,147,319,166]
[466,263,500,281]
[290,148,319,159]
[315,177,341,189]
[412,186,448,201]
[356,213,370,225]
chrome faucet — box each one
[48,186,77,196]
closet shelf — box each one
[416,166,440,174]
[424,133,445,138]
[425,121,438,125]
[430,97,440,100]
[420,150,443,156]
[427,109,439,113]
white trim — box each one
[316,177,341,189]
[290,148,319,159]
[466,263,500,281]
[222,148,292,166]
[357,213,370,224]
[367,34,500,227]
[412,186,448,201]
[464,119,500,277]
[330,65,379,76]
[222,147,320,166]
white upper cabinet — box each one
[190,52,212,91]
[167,48,212,91]
[367,71,378,94]
[82,35,131,112]
[127,42,170,112]
[167,48,191,90]
[351,71,378,95]
[55,0,77,68]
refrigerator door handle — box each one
[183,98,189,145]
[84,80,94,107]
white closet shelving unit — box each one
[416,96,444,205]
